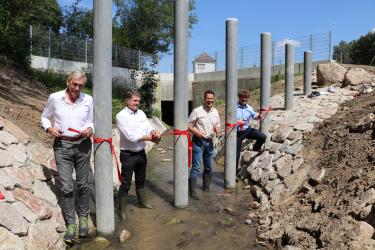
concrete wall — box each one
[192,60,330,107]
[159,73,194,101]
[31,55,133,87]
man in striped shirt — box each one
[188,90,221,200]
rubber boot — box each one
[188,178,200,200]
[118,192,127,220]
[136,188,154,209]
[203,173,212,191]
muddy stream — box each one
[74,132,260,250]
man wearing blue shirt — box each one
[236,89,267,173]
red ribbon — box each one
[259,106,272,123]
[93,137,123,183]
[161,129,192,168]
[68,127,81,134]
[0,191,4,200]
[225,121,244,131]
[68,127,122,183]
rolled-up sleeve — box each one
[41,94,54,131]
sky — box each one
[58,0,375,73]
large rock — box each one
[2,167,33,190]
[0,227,24,250]
[12,188,53,220]
[343,68,373,86]
[271,125,293,143]
[28,143,53,167]
[25,222,65,250]
[0,150,12,168]
[0,169,17,190]
[13,201,38,223]
[33,181,58,207]
[6,143,28,168]
[284,164,312,194]
[316,63,347,86]
[0,117,30,145]
[0,130,18,146]
[273,154,293,179]
[0,203,28,236]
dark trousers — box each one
[53,138,92,225]
[119,149,147,193]
[236,127,267,169]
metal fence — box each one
[202,31,332,71]
[30,25,157,70]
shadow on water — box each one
[74,131,261,250]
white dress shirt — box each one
[116,107,154,152]
[41,90,94,137]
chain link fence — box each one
[202,31,332,71]
[30,25,157,70]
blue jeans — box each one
[189,136,214,179]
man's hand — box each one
[47,127,62,138]
[81,127,93,138]
[196,131,207,140]
[151,130,161,143]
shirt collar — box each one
[238,102,247,109]
[62,88,84,103]
[125,107,138,114]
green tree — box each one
[62,0,93,39]
[333,41,353,64]
[0,0,63,67]
[113,0,197,54]
[350,31,375,65]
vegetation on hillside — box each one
[333,31,375,65]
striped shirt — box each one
[188,105,220,138]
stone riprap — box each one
[0,117,65,250]
[238,86,359,210]
[0,117,166,250]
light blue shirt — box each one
[236,103,257,130]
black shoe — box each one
[203,174,212,191]
[189,178,200,200]
[64,224,77,243]
[136,188,154,209]
[78,216,88,238]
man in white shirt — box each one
[188,90,221,200]
[116,90,160,220]
[41,71,93,244]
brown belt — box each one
[57,136,84,142]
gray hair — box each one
[67,70,87,84]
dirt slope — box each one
[0,63,52,144]
[258,90,375,249]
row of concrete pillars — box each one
[92,0,314,237]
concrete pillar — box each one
[93,0,114,236]
[285,43,294,110]
[174,0,189,208]
[224,18,238,189]
[260,33,271,134]
[303,51,312,95]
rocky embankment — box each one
[237,62,375,249]
[0,117,66,249]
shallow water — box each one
[75,132,260,250]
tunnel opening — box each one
[161,101,193,126]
